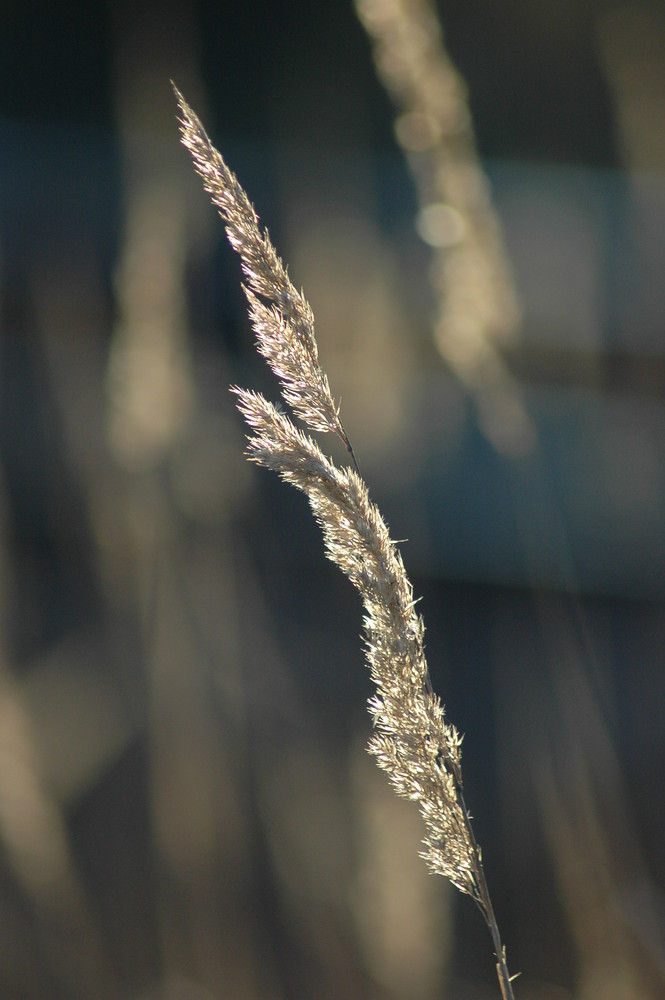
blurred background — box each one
[0,0,664,997]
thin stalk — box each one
[456,784,516,1000]
[337,420,361,476]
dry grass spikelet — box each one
[174,83,516,999]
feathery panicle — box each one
[176,86,515,998]
[173,84,357,464]
[233,386,476,893]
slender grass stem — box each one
[455,784,516,999]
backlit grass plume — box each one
[174,84,516,1000]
